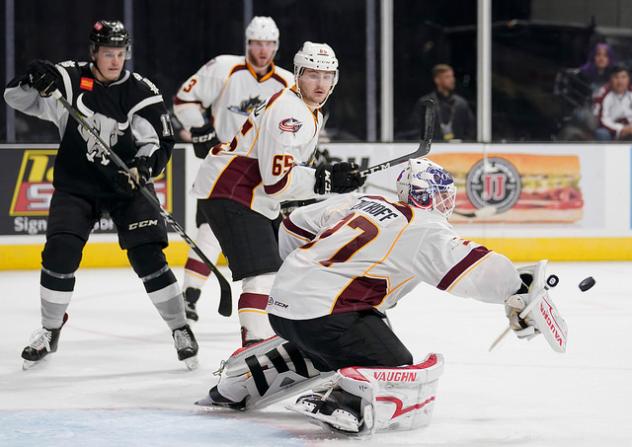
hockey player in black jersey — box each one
[3,20,199,370]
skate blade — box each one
[22,359,45,370]
[183,356,199,371]
[195,395,214,407]
[287,402,361,434]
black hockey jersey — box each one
[3,61,175,198]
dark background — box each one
[2,0,632,143]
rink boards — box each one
[1,142,631,269]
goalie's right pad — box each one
[289,353,444,435]
[196,336,332,410]
[505,260,568,352]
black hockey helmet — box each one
[89,20,131,58]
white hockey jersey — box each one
[191,86,322,219]
[269,194,522,320]
[174,55,293,143]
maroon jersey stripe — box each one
[173,96,202,105]
[282,217,316,240]
[436,246,491,290]
[271,73,289,88]
[229,64,248,76]
[265,89,285,110]
[210,156,262,207]
[263,172,289,195]
[331,276,388,314]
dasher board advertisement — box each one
[323,143,606,229]
[0,146,185,236]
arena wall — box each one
[1,143,630,270]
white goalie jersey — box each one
[191,86,322,219]
[269,193,522,320]
[174,55,293,143]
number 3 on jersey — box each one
[302,214,379,267]
[272,154,294,176]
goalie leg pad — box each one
[200,336,332,410]
[289,353,445,435]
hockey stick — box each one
[363,181,497,218]
[359,99,436,178]
[51,90,233,317]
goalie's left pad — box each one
[288,353,444,435]
[505,260,568,353]
[196,336,333,410]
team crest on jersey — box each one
[227,96,265,116]
[278,117,303,133]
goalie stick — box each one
[359,98,436,178]
[51,90,233,317]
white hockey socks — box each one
[238,274,276,345]
[182,223,222,290]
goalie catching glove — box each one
[504,261,568,352]
[314,162,366,194]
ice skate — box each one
[184,287,201,322]
[172,324,199,370]
[21,313,68,370]
[195,385,247,410]
[290,389,366,434]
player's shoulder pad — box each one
[266,91,315,146]
[131,72,162,96]
[273,65,295,86]
[201,54,245,78]
[55,60,81,76]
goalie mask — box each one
[396,158,456,218]
[89,20,131,60]
[294,41,339,106]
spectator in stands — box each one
[407,64,475,142]
[578,43,617,97]
[594,66,632,141]
[555,42,619,141]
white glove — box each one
[504,294,540,340]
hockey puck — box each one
[578,276,596,292]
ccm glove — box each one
[26,60,62,97]
[314,162,366,194]
[190,123,219,158]
[118,157,152,192]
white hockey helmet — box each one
[396,158,456,218]
[293,42,339,105]
[245,16,279,46]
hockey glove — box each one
[314,162,366,194]
[118,157,152,192]
[190,123,219,158]
[504,294,540,340]
[26,60,62,97]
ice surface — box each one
[1,263,631,446]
